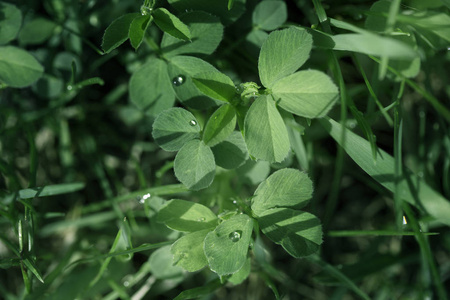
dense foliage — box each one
[1,0,450,299]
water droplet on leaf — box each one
[189,120,197,126]
[140,5,152,15]
[172,75,185,86]
[197,217,206,222]
[67,85,73,91]
[228,231,242,242]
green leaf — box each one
[203,104,236,147]
[258,28,312,88]
[271,70,339,119]
[204,214,253,276]
[244,95,290,163]
[252,0,287,31]
[320,117,450,227]
[211,131,249,169]
[174,279,223,300]
[161,11,223,57]
[129,57,175,116]
[258,208,323,257]
[0,2,22,45]
[149,245,184,279]
[18,17,57,45]
[129,14,152,50]
[192,71,236,103]
[153,8,191,41]
[0,46,44,88]
[22,256,45,283]
[152,108,201,151]
[168,0,246,26]
[101,13,139,53]
[174,139,216,190]
[18,182,85,199]
[167,55,223,109]
[228,256,251,285]
[157,199,218,232]
[171,229,211,272]
[251,168,313,216]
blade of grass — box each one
[307,255,370,300]
[328,230,439,237]
[369,55,450,122]
[393,80,405,230]
[402,203,447,300]
[320,117,450,226]
[312,0,349,231]
[174,279,223,300]
[352,54,393,126]
[18,182,85,199]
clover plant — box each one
[1,0,450,299]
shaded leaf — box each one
[192,71,236,103]
[149,245,184,279]
[0,2,22,44]
[258,208,323,257]
[244,95,290,163]
[212,131,249,169]
[153,8,191,41]
[152,108,201,151]
[259,28,312,88]
[18,17,57,45]
[204,214,253,276]
[0,46,44,88]
[272,70,339,119]
[174,139,216,190]
[101,13,139,53]
[203,104,236,147]
[252,1,287,31]
[251,168,313,216]
[157,199,218,232]
[129,14,152,50]
[171,229,211,272]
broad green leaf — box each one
[161,11,223,57]
[252,0,287,31]
[320,117,450,227]
[149,245,184,279]
[168,0,246,25]
[203,104,236,147]
[192,72,236,103]
[174,139,216,190]
[129,14,152,50]
[157,199,218,232]
[129,58,175,116]
[258,208,323,257]
[167,55,222,109]
[101,13,139,53]
[0,2,22,44]
[18,182,85,199]
[272,70,339,119]
[204,214,253,276]
[212,131,249,169]
[251,168,313,216]
[152,108,201,151]
[174,279,223,300]
[171,229,211,272]
[153,8,191,41]
[244,95,290,163]
[258,28,312,88]
[0,46,44,88]
[18,17,57,45]
[228,256,251,285]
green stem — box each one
[394,80,405,230]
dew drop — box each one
[140,5,153,15]
[123,281,130,287]
[228,230,242,242]
[232,200,237,204]
[197,217,206,222]
[172,75,186,86]
[67,85,73,91]
[189,120,197,126]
